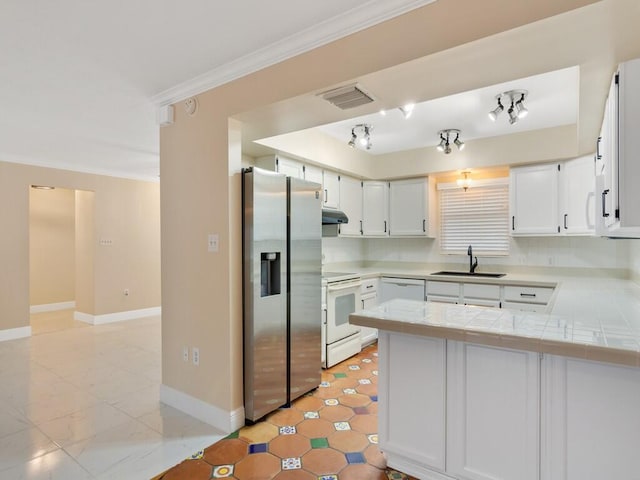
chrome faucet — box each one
[468,245,478,274]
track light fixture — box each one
[489,90,528,124]
[436,129,464,155]
[348,124,373,150]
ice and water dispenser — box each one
[260,252,281,297]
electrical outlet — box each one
[123,289,130,296]
[192,347,200,366]
[183,346,189,362]
[207,234,219,253]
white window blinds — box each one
[439,181,509,255]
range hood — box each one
[322,208,349,225]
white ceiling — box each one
[316,67,580,154]
[0,0,434,181]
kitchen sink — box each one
[431,271,506,278]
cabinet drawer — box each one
[361,278,378,294]
[428,295,458,304]
[462,283,500,300]
[427,281,460,297]
[504,285,554,304]
[463,298,501,308]
[502,301,548,313]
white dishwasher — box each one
[380,277,426,303]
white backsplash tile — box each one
[324,235,635,270]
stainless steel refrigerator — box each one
[242,167,322,423]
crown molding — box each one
[151,0,437,107]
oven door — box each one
[326,280,361,344]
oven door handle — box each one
[327,282,362,292]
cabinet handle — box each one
[366,285,373,289]
[520,293,537,298]
[564,214,568,230]
[602,189,610,218]
[362,300,365,309]
[596,136,602,160]
[384,220,387,233]
[360,220,363,235]
[512,216,515,231]
[423,219,426,232]
[324,189,328,203]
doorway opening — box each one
[29,186,94,335]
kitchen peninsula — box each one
[350,296,640,480]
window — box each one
[439,179,509,255]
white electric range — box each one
[321,272,362,368]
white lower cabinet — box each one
[542,355,640,480]
[378,332,446,477]
[447,342,540,480]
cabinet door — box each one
[602,73,618,229]
[447,342,540,480]
[543,356,640,480]
[303,164,323,187]
[378,332,446,474]
[362,181,389,236]
[323,171,340,209]
[338,176,362,236]
[276,156,304,179]
[510,163,560,235]
[389,178,430,236]
[359,294,378,346]
[561,155,595,235]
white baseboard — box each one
[30,301,76,314]
[74,306,161,325]
[0,326,32,342]
[160,384,245,434]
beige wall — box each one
[0,160,160,331]
[75,190,95,314]
[29,187,76,306]
[160,0,600,420]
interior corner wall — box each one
[29,187,76,306]
[0,160,160,333]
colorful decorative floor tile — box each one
[153,344,419,480]
[212,464,234,477]
[345,451,366,464]
[333,421,351,431]
[282,457,302,470]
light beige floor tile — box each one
[37,402,134,447]
[0,449,92,480]
[0,427,59,471]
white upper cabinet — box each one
[510,163,560,235]
[389,177,435,237]
[597,57,640,237]
[338,175,363,236]
[362,181,389,236]
[303,164,323,187]
[561,155,595,235]
[322,170,340,210]
[256,154,304,178]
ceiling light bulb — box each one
[359,136,368,146]
[515,95,528,118]
[454,134,465,151]
[488,99,503,121]
[444,144,452,155]
[437,135,446,152]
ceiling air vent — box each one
[319,84,374,110]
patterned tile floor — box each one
[153,344,417,480]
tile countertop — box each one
[350,298,640,368]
